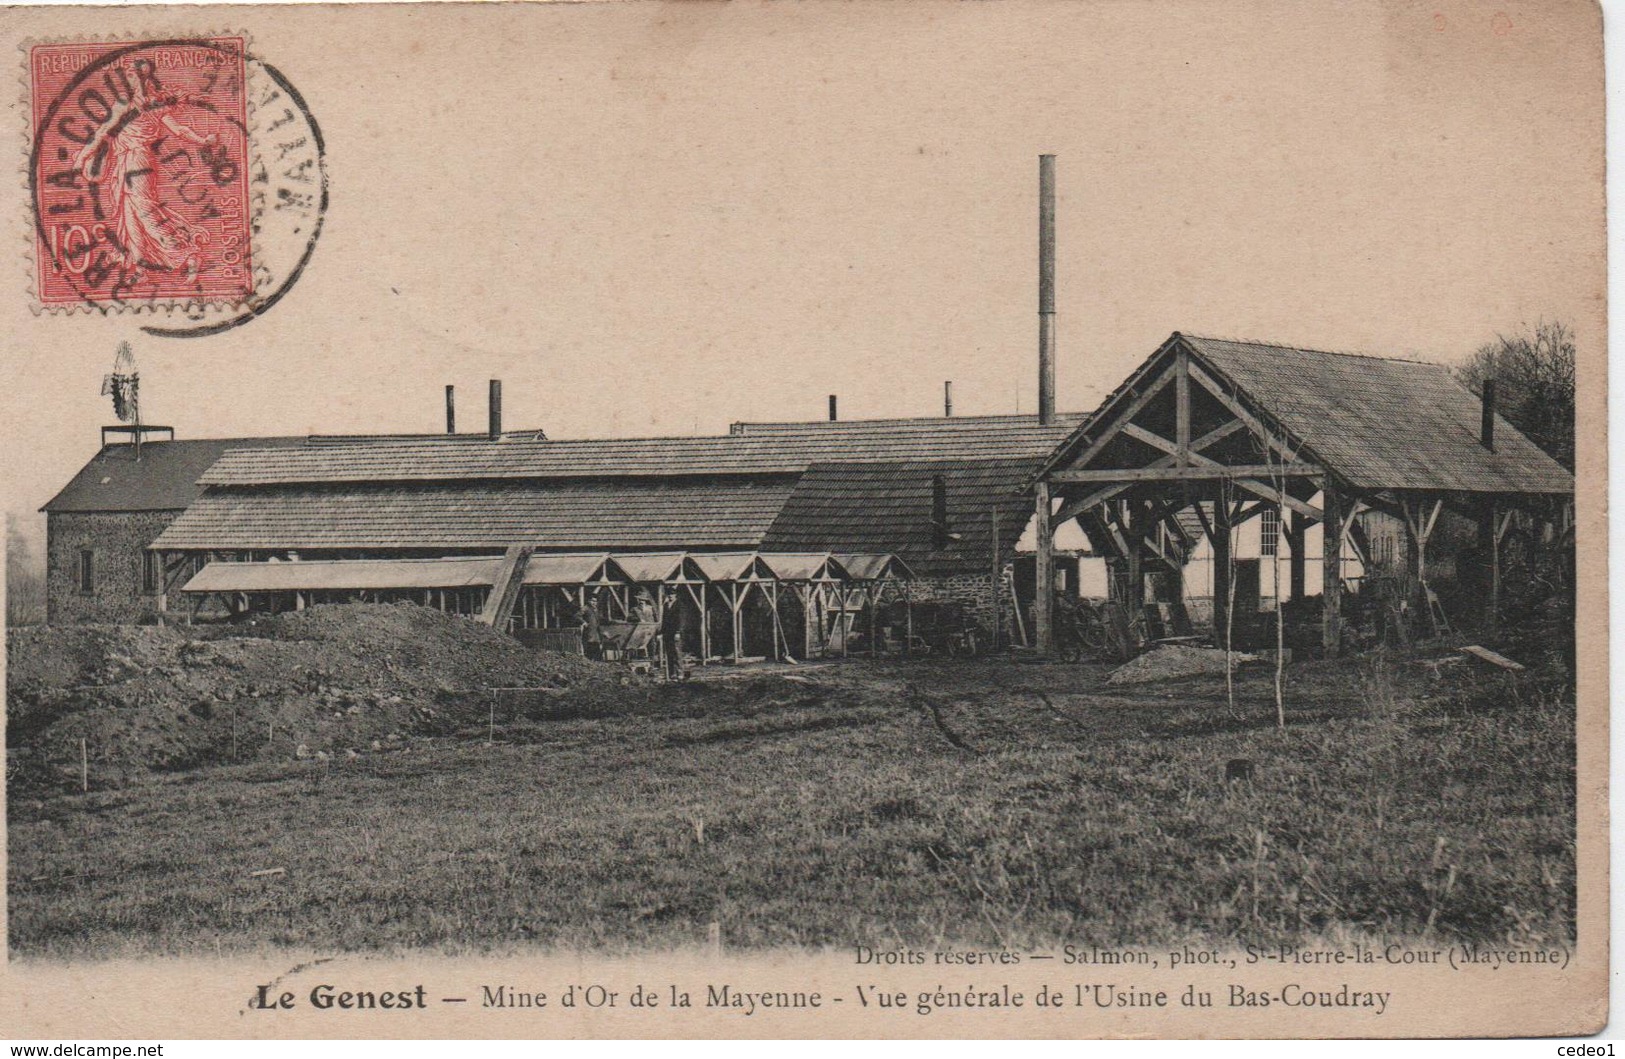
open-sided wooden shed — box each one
[1029,332,1575,656]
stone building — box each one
[41,435,309,624]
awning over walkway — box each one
[180,557,500,594]
[180,550,914,595]
[520,553,627,586]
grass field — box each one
[8,647,1574,957]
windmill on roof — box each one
[100,342,173,458]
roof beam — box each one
[1051,463,1321,484]
[1185,358,1301,462]
[1051,362,1176,474]
[1232,479,1323,522]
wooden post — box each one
[700,583,711,663]
[1212,497,1232,642]
[905,582,914,657]
[730,584,743,663]
[768,581,782,662]
[1479,499,1501,630]
[1322,484,1344,657]
[866,584,879,657]
[990,507,1002,651]
[1125,501,1144,616]
[1289,510,1307,602]
[1175,348,1191,463]
[1034,480,1055,655]
[80,738,88,793]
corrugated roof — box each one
[1180,335,1574,495]
[198,417,1083,486]
[762,458,1038,577]
[150,477,797,552]
[183,556,500,593]
[42,437,310,513]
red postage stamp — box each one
[28,37,254,309]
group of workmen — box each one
[558,587,688,679]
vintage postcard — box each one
[0,0,1606,1042]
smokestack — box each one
[488,379,502,440]
[1038,154,1057,425]
[828,394,838,422]
[1480,378,1496,452]
[445,385,456,435]
[944,381,954,417]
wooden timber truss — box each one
[1030,334,1571,657]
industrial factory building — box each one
[40,157,1573,660]
[44,404,1087,660]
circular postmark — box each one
[28,36,326,337]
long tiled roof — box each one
[731,412,1087,435]
[42,437,309,513]
[1182,334,1574,495]
[43,431,549,513]
[197,417,1085,486]
[151,477,798,552]
[761,458,1038,577]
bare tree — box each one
[7,513,47,626]
[1456,320,1576,470]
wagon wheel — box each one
[1077,608,1109,653]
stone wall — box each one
[903,564,1015,641]
[45,511,180,624]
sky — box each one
[1,0,1605,546]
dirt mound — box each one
[7,603,634,793]
[1105,644,1259,686]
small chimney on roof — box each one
[445,385,456,435]
[1480,378,1497,452]
[944,380,954,417]
[931,473,950,550]
[488,379,503,439]
[1038,154,1057,426]
[828,394,838,422]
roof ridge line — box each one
[1178,331,1448,368]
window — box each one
[143,551,160,594]
[78,549,95,594]
[1260,508,1280,557]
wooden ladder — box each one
[1423,581,1453,639]
[478,544,534,631]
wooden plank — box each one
[1460,645,1526,671]
[477,544,533,629]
